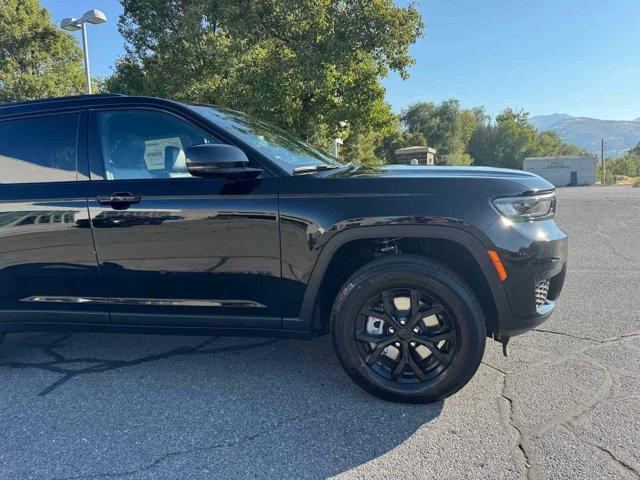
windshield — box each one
[188,105,346,173]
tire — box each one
[331,254,486,403]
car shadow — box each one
[0,332,444,479]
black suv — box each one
[0,94,567,402]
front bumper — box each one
[484,217,568,337]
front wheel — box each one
[331,255,486,403]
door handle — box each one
[97,192,141,209]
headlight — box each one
[492,192,556,221]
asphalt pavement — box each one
[0,185,638,479]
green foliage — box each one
[0,0,85,102]
[107,0,424,165]
[597,153,640,185]
[633,177,640,188]
[597,164,614,185]
[536,131,584,157]
[630,142,640,157]
[441,151,473,166]
[374,126,426,163]
[470,109,544,169]
[602,155,640,179]
[393,100,583,169]
[401,100,485,161]
[467,108,585,169]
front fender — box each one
[285,224,511,335]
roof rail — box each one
[0,93,126,108]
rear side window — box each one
[0,114,79,184]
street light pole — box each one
[81,23,91,94]
[331,138,343,158]
[60,9,107,95]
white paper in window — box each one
[144,137,184,171]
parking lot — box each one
[0,185,638,480]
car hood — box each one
[324,164,554,193]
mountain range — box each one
[529,114,640,157]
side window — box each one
[0,114,79,184]
[97,110,218,180]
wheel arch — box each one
[292,225,511,336]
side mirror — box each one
[185,144,262,179]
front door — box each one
[0,111,108,324]
[86,108,281,328]
[570,171,578,186]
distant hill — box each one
[530,114,640,157]
[529,113,573,132]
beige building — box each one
[523,155,597,186]
[394,146,436,166]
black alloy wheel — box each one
[355,288,457,384]
[331,255,486,403]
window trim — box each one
[0,111,85,185]
[87,106,273,182]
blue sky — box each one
[43,0,640,120]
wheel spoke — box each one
[422,303,444,319]
[407,351,427,381]
[365,338,395,366]
[362,308,394,326]
[408,299,444,328]
[414,330,455,344]
[420,342,451,366]
[355,330,386,344]
[382,291,397,321]
[391,344,409,380]
[364,291,400,328]
[409,289,419,320]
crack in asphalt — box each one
[498,374,533,480]
[0,334,279,397]
[594,229,635,263]
[50,411,319,480]
[480,361,507,376]
[532,328,601,343]
[489,331,640,479]
[531,356,613,438]
[562,425,640,478]
[532,328,640,345]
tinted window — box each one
[97,110,217,180]
[0,114,79,184]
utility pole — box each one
[601,138,606,184]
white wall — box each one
[523,156,597,187]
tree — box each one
[107,0,424,164]
[629,142,640,157]
[442,151,473,166]
[489,108,539,169]
[0,0,85,103]
[536,130,584,157]
[375,128,426,163]
[393,101,584,168]
[403,99,458,157]
[468,108,584,169]
[401,100,486,163]
[605,155,639,178]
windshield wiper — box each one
[292,164,340,174]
